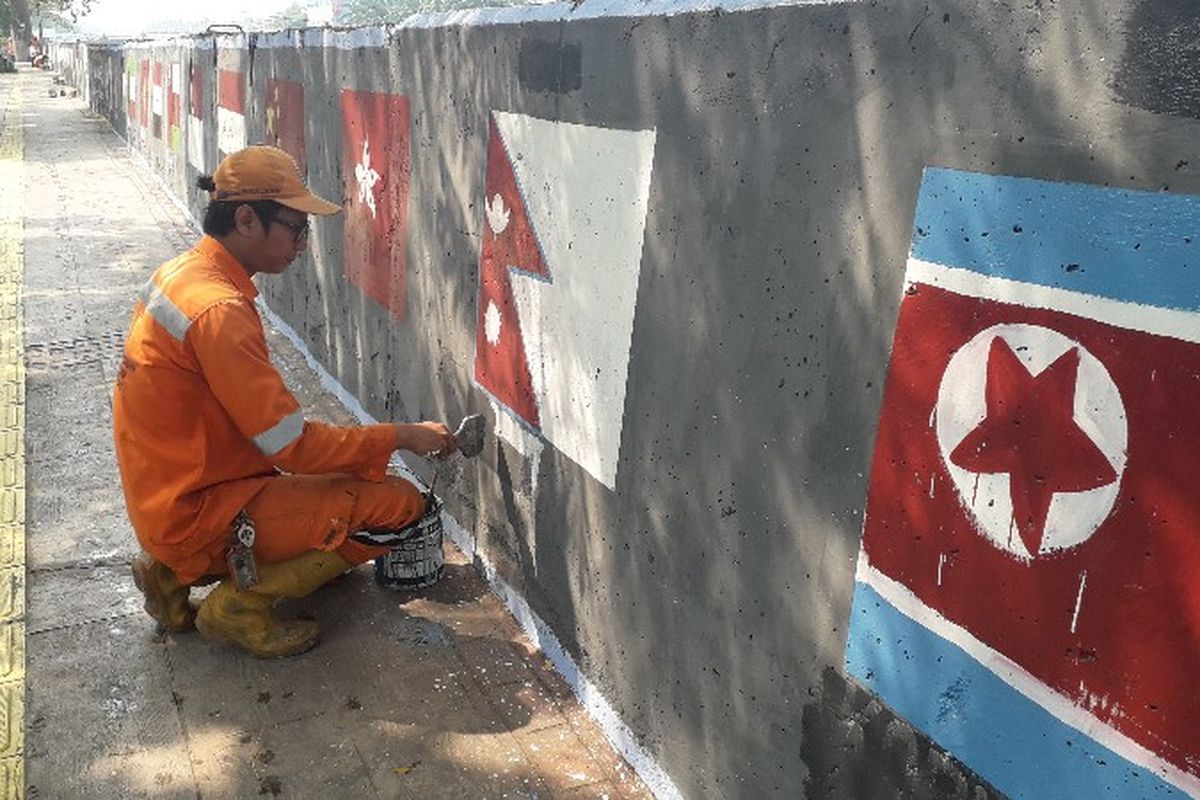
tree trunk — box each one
[10,0,30,59]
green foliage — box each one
[3,0,90,41]
[264,1,308,29]
[336,0,405,25]
[33,7,76,30]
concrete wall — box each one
[52,1,1200,797]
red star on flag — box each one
[949,337,1118,555]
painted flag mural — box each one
[474,111,656,490]
[151,62,163,139]
[139,60,149,129]
[187,61,205,173]
[216,69,246,159]
[125,56,137,123]
[846,167,1200,798]
[265,79,305,174]
[340,89,409,320]
[168,63,182,153]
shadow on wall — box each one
[1111,0,1200,121]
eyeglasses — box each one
[271,216,310,245]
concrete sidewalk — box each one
[9,67,651,800]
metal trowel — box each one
[423,414,483,498]
[452,414,485,458]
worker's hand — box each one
[394,421,457,458]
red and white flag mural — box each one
[138,60,149,129]
[216,68,246,159]
[125,56,137,123]
[150,62,163,139]
[339,89,410,320]
[474,111,657,490]
[187,61,205,172]
[265,79,305,175]
[168,63,182,153]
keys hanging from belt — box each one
[227,510,260,591]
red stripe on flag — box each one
[139,61,149,128]
[189,62,203,120]
[167,63,180,128]
[218,69,245,114]
[265,79,305,174]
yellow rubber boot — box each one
[131,553,196,633]
[195,550,351,658]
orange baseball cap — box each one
[211,144,341,215]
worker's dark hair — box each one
[195,175,281,236]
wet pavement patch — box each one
[396,617,452,648]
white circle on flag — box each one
[934,323,1127,560]
[484,300,502,345]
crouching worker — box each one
[113,145,456,658]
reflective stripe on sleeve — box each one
[252,410,304,456]
[138,279,192,341]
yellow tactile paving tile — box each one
[0,757,20,800]
[0,75,25,794]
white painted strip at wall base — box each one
[906,258,1200,345]
[439,512,687,800]
[116,124,684,800]
[855,552,1200,795]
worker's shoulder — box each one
[153,247,254,318]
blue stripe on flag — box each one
[844,581,1188,799]
[910,167,1200,314]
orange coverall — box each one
[113,236,423,585]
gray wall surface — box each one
[53,1,1200,796]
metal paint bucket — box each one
[373,494,445,591]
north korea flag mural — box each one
[265,79,305,175]
[216,68,246,159]
[150,62,163,139]
[846,167,1200,799]
[187,61,205,173]
[340,89,409,320]
[473,112,656,490]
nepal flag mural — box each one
[474,111,656,490]
[846,167,1200,798]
